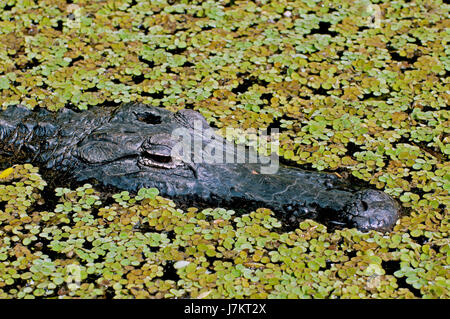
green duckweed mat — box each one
[0,0,449,298]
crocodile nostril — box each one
[361,200,369,211]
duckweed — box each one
[0,0,449,299]
[0,164,448,298]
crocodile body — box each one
[0,103,400,232]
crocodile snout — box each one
[344,189,401,232]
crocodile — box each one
[0,103,400,232]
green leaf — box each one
[0,76,10,90]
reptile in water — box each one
[0,103,400,232]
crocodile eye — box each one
[145,153,173,164]
[135,112,161,124]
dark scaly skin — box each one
[0,103,400,232]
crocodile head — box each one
[74,104,206,187]
[1,103,401,232]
